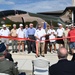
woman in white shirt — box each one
[47,25,57,53]
[56,24,64,48]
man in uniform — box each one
[0,43,19,75]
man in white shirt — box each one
[0,24,10,50]
[16,24,25,52]
[47,25,57,53]
[34,25,46,57]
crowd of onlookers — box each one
[0,23,75,57]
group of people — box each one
[0,42,75,75]
[0,23,36,54]
[49,23,75,75]
[0,22,75,75]
[0,22,75,57]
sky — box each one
[0,0,72,13]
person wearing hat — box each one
[16,24,25,52]
[56,23,65,48]
[10,24,17,53]
[0,43,19,75]
[34,25,46,57]
[64,25,70,50]
[47,25,57,53]
[0,24,10,50]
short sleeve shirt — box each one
[16,28,25,38]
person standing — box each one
[56,23,64,48]
[68,25,75,54]
[16,24,25,52]
[49,47,75,75]
[10,24,17,53]
[26,23,36,54]
[47,25,57,53]
[0,24,10,50]
[44,25,50,54]
[34,25,46,57]
[23,25,28,51]
[64,25,70,50]
[0,43,19,75]
[24,25,28,38]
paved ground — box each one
[10,50,72,75]
[8,42,73,75]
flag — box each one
[43,22,46,29]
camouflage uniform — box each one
[0,58,19,75]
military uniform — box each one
[0,58,19,75]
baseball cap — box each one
[19,24,23,26]
[2,24,6,27]
[0,43,6,56]
[13,24,16,27]
[58,23,62,26]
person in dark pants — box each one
[26,23,36,54]
[49,47,75,75]
[44,25,50,54]
[44,35,49,54]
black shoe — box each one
[41,55,45,57]
[28,52,31,54]
[35,55,40,58]
[32,51,36,53]
[15,51,17,53]
[12,51,14,53]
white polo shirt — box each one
[57,28,64,37]
[34,29,46,42]
[0,28,10,36]
[47,29,57,42]
[16,28,25,38]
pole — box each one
[21,17,25,26]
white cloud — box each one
[12,0,71,13]
[0,0,15,5]
[0,0,71,13]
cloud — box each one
[12,0,71,13]
[0,0,15,5]
[0,0,71,13]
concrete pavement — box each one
[10,51,72,75]
[8,42,72,75]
